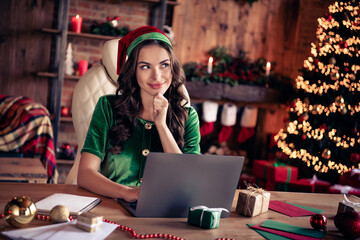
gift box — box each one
[252,160,298,184]
[236,187,271,217]
[288,176,331,193]
[330,184,360,196]
[76,212,103,232]
[238,173,257,189]
[187,206,228,229]
[338,169,360,188]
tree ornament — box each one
[310,214,327,230]
[4,196,37,228]
[335,96,344,105]
[321,149,331,159]
[329,57,336,64]
[350,153,360,164]
[50,205,70,223]
[61,106,70,117]
[340,107,347,115]
[299,113,309,122]
[330,72,340,80]
[301,134,307,140]
[319,123,327,130]
[325,13,332,21]
[350,74,356,81]
[334,211,360,239]
[339,41,348,49]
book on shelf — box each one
[35,193,102,215]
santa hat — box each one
[117,25,173,74]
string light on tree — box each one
[275,0,360,177]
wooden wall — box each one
[0,0,335,109]
[0,0,54,107]
[172,0,334,79]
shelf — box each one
[60,116,72,122]
[133,0,180,5]
[37,72,81,81]
[56,159,74,165]
[42,28,120,40]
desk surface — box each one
[0,183,356,239]
[0,158,47,183]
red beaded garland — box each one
[1,213,232,240]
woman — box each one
[77,26,201,202]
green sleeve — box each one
[81,96,114,160]
[182,106,201,154]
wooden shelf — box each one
[42,28,119,40]
[37,72,81,81]
[133,0,180,5]
[60,116,72,122]
[56,159,74,165]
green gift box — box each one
[187,206,228,229]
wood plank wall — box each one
[0,0,335,108]
[0,0,54,107]
[172,0,334,79]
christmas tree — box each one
[64,43,74,76]
[275,1,360,180]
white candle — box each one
[265,62,271,76]
[207,57,213,74]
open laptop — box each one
[118,152,244,218]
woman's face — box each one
[136,45,172,98]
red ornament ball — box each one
[310,214,327,230]
[350,153,360,164]
[60,106,69,117]
[339,41,348,49]
[334,211,360,239]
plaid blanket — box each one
[0,95,57,181]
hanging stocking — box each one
[218,103,237,143]
[200,101,219,137]
[237,106,258,144]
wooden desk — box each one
[0,158,47,183]
[0,183,356,239]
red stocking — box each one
[200,122,215,137]
[218,126,233,143]
[237,127,255,144]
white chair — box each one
[65,39,119,184]
[65,39,190,184]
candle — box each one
[71,15,83,33]
[265,62,271,76]
[78,60,88,76]
[207,57,213,74]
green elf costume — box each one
[81,26,201,187]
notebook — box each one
[118,152,244,218]
[35,193,101,215]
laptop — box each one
[118,152,244,218]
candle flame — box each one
[266,62,271,68]
[209,57,213,64]
[76,15,80,19]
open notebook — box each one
[35,193,101,215]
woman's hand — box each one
[153,93,168,126]
[123,187,140,202]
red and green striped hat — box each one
[116,25,173,74]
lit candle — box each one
[207,57,213,74]
[71,15,83,33]
[78,60,88,76]
[265,62,271,76]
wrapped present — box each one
[238,173,257,189]
[76,212,103,232]
[337,195,360,213]
[236,186,271,217]
[339,169,360,188]
[330,184,360,196]
[288,175,331,193]
[252,160,298,184]
[187,206,228,229]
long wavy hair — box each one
[109,39,188,154]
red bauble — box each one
[339,41,348,49]
[325,13,332,21]
[60,106,69,117]
[310,214,327,230]
[334,211,360,239]
[350,153,360,164]
[301,134,307,140]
